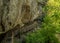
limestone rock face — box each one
[0,0,43,32]
[0,0,48,43]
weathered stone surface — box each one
[0,0,48,43]
[0,0,42,33]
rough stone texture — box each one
[0,0,48,43]
[0,0,40,32]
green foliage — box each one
[25,0,60,43]
[25,15,59,43]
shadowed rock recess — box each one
[0,0,48,43]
